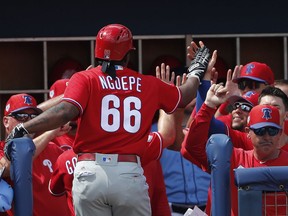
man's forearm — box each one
[24,101,78,134]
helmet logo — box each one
[104,49,111,59]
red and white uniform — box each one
[49,131,167,216]
[181,103,288,216]
[181,103,253,170]
[32,142,70,216]
[49,149,76,216]
[63,65,180,155]
[0,141,70,216]
[53,133,74,150]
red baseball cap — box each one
[233,62,274,85]
[247,104,281,129]
[49,79,69,99]
[4,94,42,116]
[227,91,259,108]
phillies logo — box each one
[104,49,111,59]
[262,108,272,120]
[245,63,255,75]
[244,91,255,99]
[23,95,33,105]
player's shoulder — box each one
[279,149,288,158]
[57,149,76,160]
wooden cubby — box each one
[1,34,288,139]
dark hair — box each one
[274,79,288,86]
[259,86,288,111]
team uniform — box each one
[182,103,288,215]
[32,142,70,216]
[49,131,169,216]
[0,141,70,216]
[62,65,180,215]
[49,149,76,215]
[53,133,74,150]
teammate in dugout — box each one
[183,82,288,215]
[0,93,71,216]
[5,23,213,216]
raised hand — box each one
[224,65,242,97]
[187,43,211,83]
[205,83,230,109]
[156,63,176,85]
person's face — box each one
[259,95,287,126]
[3,108,39,135]
[238,79,268,95]
[247,126,282,161]
[231,102,252,131]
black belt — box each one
[171,203,206,214]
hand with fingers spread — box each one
[156,63,176,85]
[203,50,218,82]
[187,41,211,83]
[224,65,242,97]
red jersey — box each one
[63,66,180,155]
[53,133,74,150]
[181,103,253,170]
[0,141,4,158]
[32,142,70,216]
[181,103,288,216]
[216,113,232,127]
[49,149,76,216]
[230,148,288,216]
[0,141,70,216]
[143,160,171,216]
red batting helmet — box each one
[95,24,135,61]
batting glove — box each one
[4,123,29,161]
[187,46,210,82]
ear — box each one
[284,111,288,121]
[3,116,9,128]
[245,127,251,138]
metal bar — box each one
[138,39,143,74]
[90,40,95,67]
[0,90,49,94]
[283,37,288,79]
[43,41,48,101]
[236,37,241,65]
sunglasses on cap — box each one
[238,79,265,91]
[250,127,280,137]
[232,102,253,112]
[8,113,38,122]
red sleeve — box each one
[49,150,76,196]
[0,141,4,158]
[181,103,217,170]
[227,127,253,150]
[143,161,170,216]
[218,101,230,115]
[141,132,163,166]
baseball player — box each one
[48,78,76,150]
[0,93,70,216]
[5,24,211,216]
[185,100,288,215]
[48,66,186,216]
[215,61,275,117]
